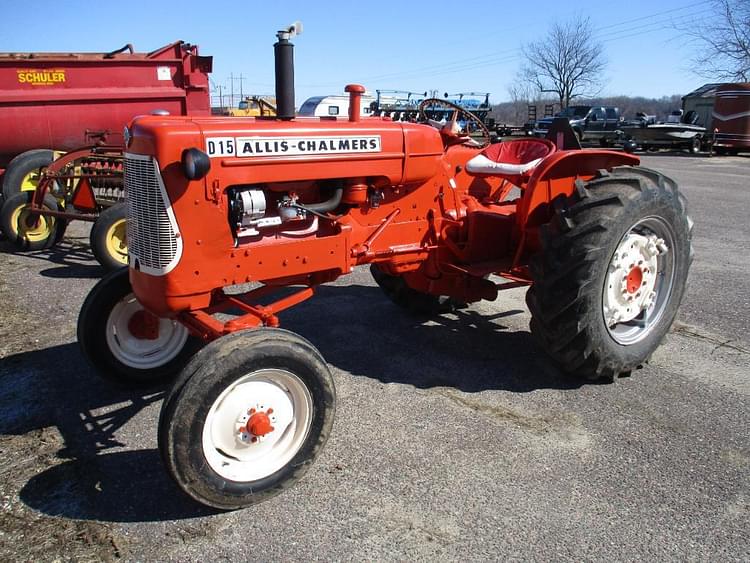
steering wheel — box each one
[417,98,491,148]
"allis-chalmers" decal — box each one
[16,69,66,86]
[205,135,382,158]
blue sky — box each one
[1,0,714,106]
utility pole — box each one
[230,73,235,109]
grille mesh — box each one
[125,155,179,273]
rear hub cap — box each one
[602,217,676,345]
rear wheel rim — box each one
[602,216,676,345]
[105,292,188,369]
[105,219,128,265]
[202,369,313,482]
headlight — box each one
[181,148,211,180]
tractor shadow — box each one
[1,343,213,522]
[278,283,581,394]
[6,281,577,524]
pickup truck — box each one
[533,105,622,145]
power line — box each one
[301,1,713,89]
[596,0,710,31]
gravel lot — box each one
[0,153,748,561]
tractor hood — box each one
[126,115,445,187]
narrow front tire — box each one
[77,268,198,386]
[158,328,336,510]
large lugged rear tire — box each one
[158,328,336,510]
[370,264,460,316]
[77,268,199,386]
[526,166,693,381]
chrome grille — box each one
[124,154,181,275]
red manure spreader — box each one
[79,25,693,509]
[0,41,211,268]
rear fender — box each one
[516,150,639,234]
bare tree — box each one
[520,16,607,108]
[680,0,750,81]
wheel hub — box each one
[203,373,313,482]
[127,309,160,340]
[626,266,643,294]
[237,406,277,443]
[603,232,667,327]
[106,292,190,369]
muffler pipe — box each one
[274,21,302,120]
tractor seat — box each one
[465,138,556,183]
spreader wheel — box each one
[158,328,336,510]
[370,264,461,316]
[526,166,693,381]
[0,191,66,250]
[77,268,198,386]
[1,149,54,202]
[90,203,128,270]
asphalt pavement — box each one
[0,152,747,561]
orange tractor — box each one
[78,24,693,510]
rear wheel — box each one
[0,191,66,250]
[526,166,693,381]
[77,268,198,386]
[90,203,128,270]
[370,264,461,315]
[2,149,55,202]
[159,328,336,510]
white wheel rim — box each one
[105,292,189,369]
[202,369,313,482]
[603,216,676,345]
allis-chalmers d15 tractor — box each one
[78,25,693,510]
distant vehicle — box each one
[298,93,376,118]
[712,82,750,155]
[226,95,277,117]
[619,109,705,154]
[534,105,622,145]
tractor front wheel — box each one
[90,203,128,270]
[158,328,336,510]
[0,191,66,250]
[526,166,693,381]
[77,268,198,386]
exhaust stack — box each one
[274,21,302,120]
